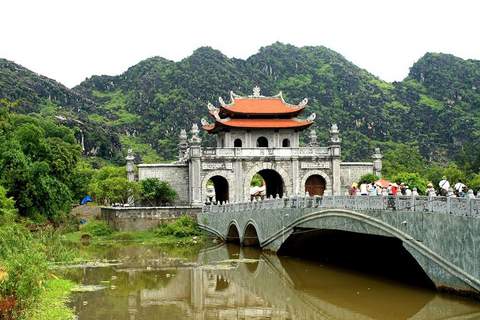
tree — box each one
[87,166,135,205]
[0,113,80,222]
[358,173,379,184]
[380,142,426,179]
[390,172,430,195]
[139,178,178,205]
[68,161,96,203]
[95,177,139,205]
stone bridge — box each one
[198,194,480,297]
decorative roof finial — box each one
[207,102,217,111]
[307,113,316,122]
[253,86,261,97]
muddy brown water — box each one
[59,243,480,320]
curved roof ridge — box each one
[217,88,307,109]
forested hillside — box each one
[1,43,480,170]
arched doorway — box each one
[305,174,326,196]
[208,176,229,203]
[256,169,284,198]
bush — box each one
[0,224,49,318]
[358,173,380,185]
[154,216,201,238]
[140,178,178,205]
[80,220,114,237]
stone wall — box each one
[340,162,374,194]
[137,164,189,205]
[101,206,201,231]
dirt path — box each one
[71,204,101,222]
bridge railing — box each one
[203,193,480,217]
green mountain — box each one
[1,43,480,168]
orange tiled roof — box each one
[203,118,313,132]
[222,98,305,116]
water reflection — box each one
[62,244,480,319]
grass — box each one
[64,216,208,247]
[23,279,77,320]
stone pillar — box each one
[189,124,203,207]
[235,158,243,202]
[126,149,135,182]
[308,129,319,147]
[291,157,299,196]
[178,129,188,161]
[329,124,342,195]
[372,147,383,178]
[126,149,135,206]
[246,131,252,148]
[274,131,280,148]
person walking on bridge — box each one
[455,179,467,197]
[439,176,450,196]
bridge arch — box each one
[226,221,241,245]
[243,221,260,247]
[199,198,480,296]
[244,164,292,201]
[300,170,331,195]
[261,208,480,294]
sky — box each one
[1,0,479,89]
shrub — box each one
[140,178,178,205]
[80,220,114,237]
[0,224,49,318]
[154,216,201,238]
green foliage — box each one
[250,174,264,187]
[36,227,78,263]
[358,173,379,184]
[0,113,80,222]
[140,178,178,205]
[3,45,480,191]
[88,166,140,205]
[154,216,201,238]
[0,186,17,225]
[80,220,115,237]
[0,221,78,319]
[68,160,96,203]
[390,172,430,195]
[120,135,164,163]
[0,224,49,315]
[24,279,76,320]
[380,142,426,178]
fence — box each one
[203,191,480,217]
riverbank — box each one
[0,215,209,319]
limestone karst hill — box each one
[1,43,480,165]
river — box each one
[60,243,480,320]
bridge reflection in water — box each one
[67,244,480,320]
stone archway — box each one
[209,175,229,203]
[244,164,292,201]
[257,169,284,199]
[202,172,234,204]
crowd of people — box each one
[349,176,469,197]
